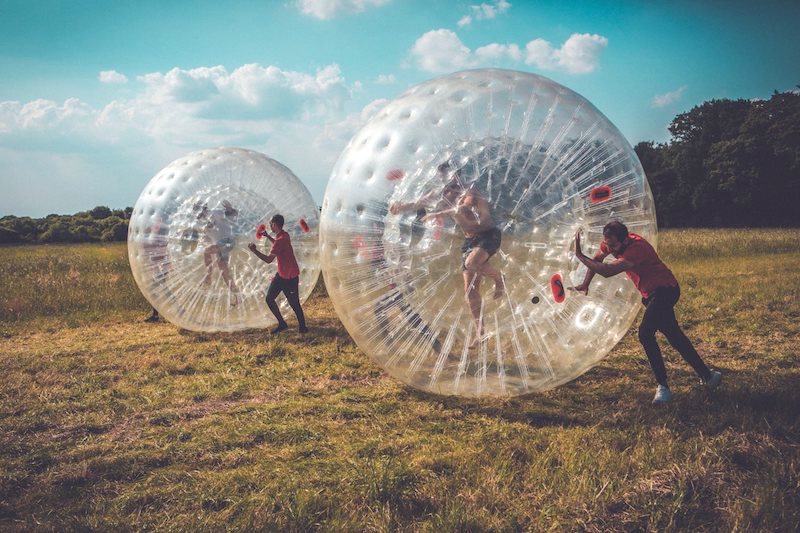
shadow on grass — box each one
[401,362,800,442]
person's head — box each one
[602,220,629,252]
[442,177,465,203]
[270,214,285,232]
[437,161,463,182]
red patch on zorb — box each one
[255,224,267,240]
[550,274,566,303]
[590,186,612,204]
[299,218,310,233]
[386,168,405,181]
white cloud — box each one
[99,70,128,84]
[651,85,687,108]
[525,33,608,74]
[130,63,350,122]
[458,1,511,27]
[552,33,608,74]
[0,63,368,215]
[524,39,556,70]
[476,43,521,62]
[411,30,606,74]
[375,74,396,85]
[411,29,474,73]
[296,0,390,19]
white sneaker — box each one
[652,385,672,404]
[706,370,722,388]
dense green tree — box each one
[636,89,799,227]
[89,206,113,220]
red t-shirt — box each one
[600,233,677,298]
[270,230,300,279]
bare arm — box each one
[389,190,439,215]
[570,250,609,294]
[420,206,458,221]
[248,243,275,264]
[576,253,631,278]
[570,230,630,294]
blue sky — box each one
[1,0,798,216]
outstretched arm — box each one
[569,250,608,294]
[570,229,632,293]
[248,243,275,264]
[420,206,457,221]
[576,253,630,278]
[573,231,631,278]
[389,189,439,215]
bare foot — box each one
[493,278,505,300]
[469,332,486,349]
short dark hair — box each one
[603,220,628,241]
[270,214,285,228]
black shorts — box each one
[267,275,300,301]
[461,227,501,269]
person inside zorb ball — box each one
[320,69,659,397]
[128,148,320,333]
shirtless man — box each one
[198,200,241,305]
[422,167,504,342]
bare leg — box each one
[464,248,504,299]
[463,269,484,346]
[202,245,216,286]
[217,256,239,306]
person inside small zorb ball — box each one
[128,147,320,333]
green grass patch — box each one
[1,230,799,530]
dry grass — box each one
[0,230,799,531]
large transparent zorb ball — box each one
[320,69,657,397]
[128,148,320,332]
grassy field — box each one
[1,229,799,531]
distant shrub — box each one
[0,207,132,245]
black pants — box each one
[266,276,306,328]
[639,285,710,386]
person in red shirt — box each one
[571,220,721,404]
[248,214,308,334]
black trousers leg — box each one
[266,278,287,326]
[639,285,711,386]
[283,277,306,329]
[658,290,711,381]
[639,295,668,386]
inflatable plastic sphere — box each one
[128,148,320,332]
[320,69,657,397]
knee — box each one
[638,326,656,344]
[463,252,483,272]
[463,285,477,299]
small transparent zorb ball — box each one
[128,148,320,332]
[320,69,657,397]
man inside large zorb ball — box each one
[320,69,658,398]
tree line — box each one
[1,89,797,244]
[0,206,131,244]
[635,89,799,227]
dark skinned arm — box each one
[571,230,633,292]
[248,243,275,264]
